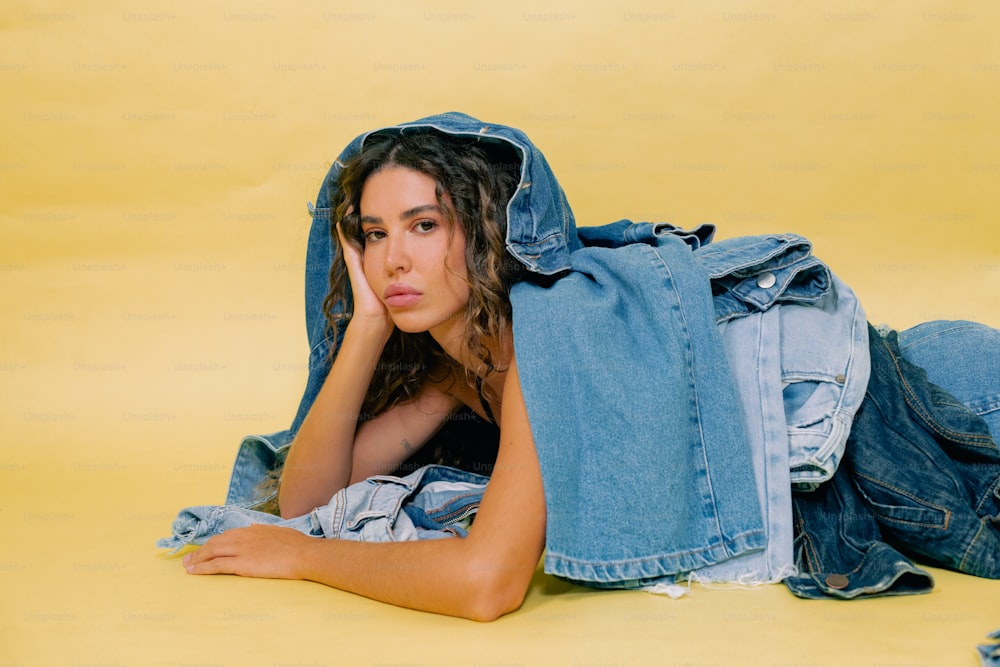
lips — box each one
[383,283,422,308]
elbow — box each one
[464,585,525,623]
[460,559,531,622]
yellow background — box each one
[2,1,998,665]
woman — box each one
[175,114,1000,619]
[182,128,548,622]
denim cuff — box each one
[784,541,934,599]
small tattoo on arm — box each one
[401,438,415,454]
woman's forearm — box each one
[296,532,533,621]
[278,320,388,517]
[183,524,537,621]
[184,356,546,621]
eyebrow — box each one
[360,204,444,225]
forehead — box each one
[362,166,435,199]
[359,167,453,221]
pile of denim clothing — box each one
[160,112,1000,601]
[786,321,1000,599]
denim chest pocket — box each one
[341,508,400,543]
[340,476,416,541]
[852,471,951,530]
[782,373,842,429]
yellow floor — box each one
[3,2,999,665]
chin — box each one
[388,315,432,335]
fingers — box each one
[183,551,231,575]
[183,542,228,574]
[336,222,367,280]
[335,223,393,335]
[182,529,250,575]
[335,221,358,258]
[180,526,307,579]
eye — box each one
[414,220,438,233]
[363,229,386,243]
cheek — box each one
[442,254,470,297]
[443,238,469,278]
[361,249,380,283]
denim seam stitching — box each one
[646,243,728,543]
[545,527,767,572]
[958,519,987,573]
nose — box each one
[384,233,411,274]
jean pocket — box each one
[853,472,950,530]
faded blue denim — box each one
[897,320,1000,436]
[693,234,870,490]
[513,226,764,585]
[979,628,1000,667]
[692,270,868,585]
[159,465,488,551]
[526,221,865,587]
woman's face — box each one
[359,166,470,342]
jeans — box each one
[549,222,864,588]
[513,231,766,586]
[897,320,1000,436]
[786,322,1000,599]
[979,629,1000,667]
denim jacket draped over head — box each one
[225,111,580,509]
[195,112,871,589]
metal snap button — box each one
[755,272,776,289]
[825,573,849,589]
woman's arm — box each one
[281,219,458,517]
[182,356,547,621]
[277,317,388,518]
[278,323,462,517]
[347,379,462,483]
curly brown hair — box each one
[324,128,524,418]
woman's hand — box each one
[182,525,313,579]
[336,221,393,342]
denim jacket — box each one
[215,113,868,589]
[580,221,870,490]
[160,465,488,551]
[785,324,1000,599]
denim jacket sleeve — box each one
[160,465,489,551]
